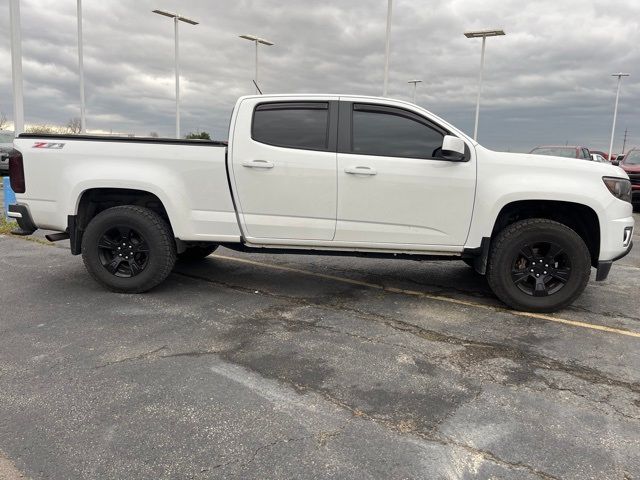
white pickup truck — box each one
[7,95,634,312]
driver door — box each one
[335,102,476,246]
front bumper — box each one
[596,241,633,281]
[7,204,37,235]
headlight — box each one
[603,177,632,203]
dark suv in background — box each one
[614,148,640,209]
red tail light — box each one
[9,149,26,193]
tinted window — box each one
[351,106,444,158]
[252,103,329,150]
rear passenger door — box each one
[230,97,339,241]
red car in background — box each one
[529,145,592,160]
[614,148,640,209]
[590,150,613,161]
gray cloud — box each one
[0,0,638,151]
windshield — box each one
[530,147,576,158]
[624,150,640,165]
[0,131,14,144]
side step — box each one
[45,232,71,242]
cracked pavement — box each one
[0,213,638,479]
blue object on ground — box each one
[3,177,16,220]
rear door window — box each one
[252,102,330,151]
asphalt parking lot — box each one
[0,215,639,479]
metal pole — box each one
[255,40,259,94]
[77,0,86,132]
[473,36,486,141]
[382,0,392,96]
[608,75,622,161]
[412,82,417,103]
[9,0,24,135]
[174,16,180,138]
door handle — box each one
[242,160,274,169]
[344,166,377,175]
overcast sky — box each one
[1,0,639,151]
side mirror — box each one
[440,135,466,161]
[612,160,620,166]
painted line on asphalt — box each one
[213,254,640,339]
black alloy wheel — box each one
[486,218,591,312]
[97,226,150,278]
[510,242,571,297]
[81,206,176,293]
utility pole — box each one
[621,128,628,154]
[77,0,86,132]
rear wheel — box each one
[81,206,176,293]
[177,245,218,261]
[487,219,591,312]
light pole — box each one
[383,0,393,97]
[608,73,629,161]
[152,9,199,138]
[77,0,86,132]
[464,29,505,141]
[408,80,422,104]
[9,0,24,135]
[239,35,274,94]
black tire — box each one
[177,245,218,261]
[81,206,176,293]
[487,219,591,312]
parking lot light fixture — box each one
[383,0,393,97]
[152,9,199,138]
[464,28,505,141]
[9,0,25,135]
[239,35,275,94]
[608,73,630,161]
[408,80,422,104]
[77,0,86,133]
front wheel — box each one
[81,206,176,293]
[487,219,591,312]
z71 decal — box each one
[33,142,65,149]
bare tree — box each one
[66,117,82,134]
[149,131,159,138]
[0,112,7,130]
[26,124,59,135]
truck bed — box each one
[13,133,241,243]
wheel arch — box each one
[490,200,600,267]
[71,187,175,255]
